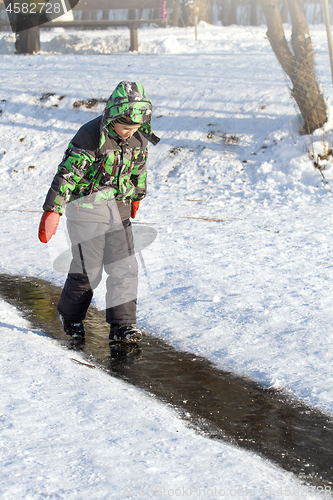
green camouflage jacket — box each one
[43,82,159,216]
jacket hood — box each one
[99,81,160,148]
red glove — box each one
[131,200,140,219]
[38,211,60,243]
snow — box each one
[1,300,324,500]
[1,22,333,498]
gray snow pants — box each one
[57,216,138,326]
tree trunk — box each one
[250,0,258,26]
[172,0,180,25]
[182,0,210,25]
[220,0,229,26]
[279,0,288,23]
[128,9,136,20]
[207,0,213,23]
[226,0,237,25]
[259,0,327,133]
[197,0,210,22]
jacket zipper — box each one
[130,151,135,172]
[111,151,118,177]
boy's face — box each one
[113,122,141,140]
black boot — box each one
[109,324,143,343]
[60,315,85,338]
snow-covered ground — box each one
[1,23,333,498]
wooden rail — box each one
[0,18,166,52]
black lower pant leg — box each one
[57,272,93,322]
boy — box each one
[38,81,160,342]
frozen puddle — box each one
[0,274,332,489]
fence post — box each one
[321,0,333,88]
[130,26,138,51]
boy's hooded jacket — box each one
[43,82,159,220]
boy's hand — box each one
[131,200,140,219]
[38,211,60,243]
